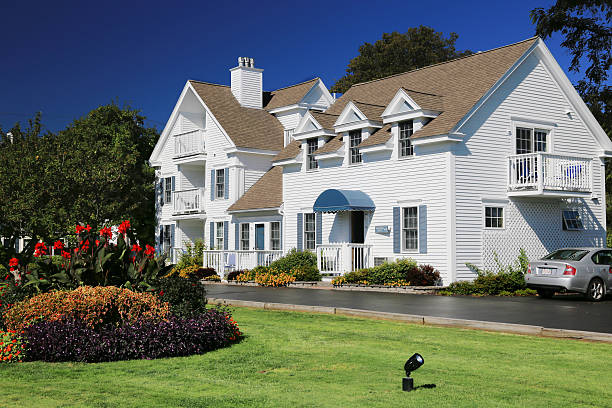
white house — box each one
[150,38,611,284]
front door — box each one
[350,211,364,244]
[255,224,265,250]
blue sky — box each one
[1,0,576,133]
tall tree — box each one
[0,104,158,261]
[330,26,472,93]
[531,1,612,231]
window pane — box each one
[516,127,532,154]
[165,178,172,203]
[240,224,249,250]
[304,214,316,250]
[349,130,362,164]
[485,206,503,228]
[270,222,280,250]
[534,129,547,152]
[402,207,418,250]
[215,169,225,198]
[399,120,414,157]
[216,222,224,249]
[307,138,318,170]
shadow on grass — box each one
[414,384,436,390]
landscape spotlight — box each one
[403,353,424,391]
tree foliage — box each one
[0,104,158,261]
[330,26,472,93]
[531,1,612,230]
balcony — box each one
[508,153,593,197]
[173,130,206,165]
[317,243,373,276]
[173,188,206,216]
[203,250,284,273]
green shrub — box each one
[174,239,205,270]
[156,275,207,317]
[269,249,317,273]
[290,264,321,281]
[339,259,439,286]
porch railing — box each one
[174,129,205,158]
[173,188,205,215]
[204,250,284,274]
[317,243,373,276]
[508,153,592,193]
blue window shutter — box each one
[210,170,215,201]
[224,168,229,199]
[297,213,303,251]
[419,205,427,254]
[170,224,175,249]
[209,222,214,249]
[223,221,229,250]
[235,223,240,250]
[316,212,322,245]
[393,207,400,254]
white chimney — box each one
[230,56,263,109]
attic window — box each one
[398,120,414,157]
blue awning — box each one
[313,189,375,213]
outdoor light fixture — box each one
[403,353,424,391]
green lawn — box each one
[1,307,610,407]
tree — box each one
[531,1,612,231]
[0,104,158,261]
[330,26,472,93]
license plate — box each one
[539,268,553,275]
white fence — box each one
[173,188,205,215]
[174,130,205,158]
[508,153,592,193]
[317,243,373,275]
[204,250,284,274]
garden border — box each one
[207,297,612,343]
[207,281,448,294]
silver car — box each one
[525,247,612,301]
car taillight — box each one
[609,266,612,274]
[527,265,532,274]
[563,264,577,276]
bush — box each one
[269,249,318,273]
[3,286,170,331]
[226,270,247,281]
[166,265,216,280]
[23,309,241,362]
[0,328,25,363]
[173,239,205,271]
[334,259,440,286]
[290,264,321,281]
[156,275,207,317]
[232,264,319,285]
[443,249,532,296]
[0,279,38,328]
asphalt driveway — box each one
[205,284,612,334]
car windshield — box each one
[542,249,589,261]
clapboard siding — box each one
[454,52,606,279]
[274,110,305,131]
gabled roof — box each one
[311,112,338,130]
[264,78,320,111]
[314,135,344,156]
[351,101,386,121]
[189,81,285,151]
[272,139,302,162]
[325,37,538,139]
[228,166,283,211]
[358,124,392,148]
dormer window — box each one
[398,120,414,157]
[306,138,318,170]
[349,130,362,164]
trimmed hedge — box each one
[268,249,320,280]
[156,275,207,317]
[23,309,241,362]
[334,259,440,286]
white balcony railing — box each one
[508,153,592,194]
[173,188,205,215]
[204,250,284,274]
[317,243,373,276]
[174,130,205,158]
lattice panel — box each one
[482,199,604,271]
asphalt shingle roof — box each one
[228,166,283,211]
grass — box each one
[1,306,611,407]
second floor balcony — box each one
[173,130,206,165]
[508,153,593,197]
[173,188,206,216]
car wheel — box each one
[585,278,605,302]
[536,288,554,299]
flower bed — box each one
[331,259,440,287]
[0,328,25,363]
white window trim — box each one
[215,221,224,250]
[164,177,172,204]
[483,205,506,230]
[270,221,281,251]
[348,129,363,166]
[215,169,225,199]
[306,137,319,172]
[401,206,419,253]
[562,209,583,231]
[398,120,415,159]
[240,223,250,250]
[511,119,555,155]
[303,213,316,251]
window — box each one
[349,130,362,164]
[215,169,225,199]
[215,221,225,249]
[304,213,316,250]
[270,222,281,251]
[240,223,250,250]
[485,207,504,228]
[402,207,418,251]
[516,127,548,154]
[306,138,318,170]
[162,225,171,253]
[591,250,612,265]
[164,177,172,204]
[398,120,414,157]
[562,210,583,230]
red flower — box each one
[159,290,164,296]
[75,225,85,234]
[95,240,100,246]
[61,250,71,259]
[80,240,90,252]
[8,258,18,267]
[131,244,142,252]
[118,220,131,234]
[144,245,155,258]
[33,242,48,257]
[53,240,64,250]
[84,224,92,233]
[99,227,112,239]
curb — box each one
[207,297,612,343]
